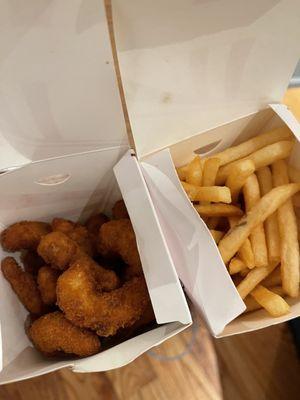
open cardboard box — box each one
[111,0,300,336]
[0,0,191,384]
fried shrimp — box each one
[57,261,150,336]
[1,221,51,252]
[37,266,60,305]
[112,200,129,220]
[21,251,45,276]
[1,257,44,314]
[37,231,81,270]
[52,218,94,256]
[28,312,101,357]
[85,213,109,237]
[98,219,142,277]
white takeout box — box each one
[111,0,300,336]
[0,0,192,384]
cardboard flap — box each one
[141,149,245,335]
[114,151,192,325]
[0,0,127,171]
[112,0,300,158]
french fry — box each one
[292,193,300,208]
[202,158,221,186]
[207,217,220,229]
[229,257,246,275]
[256,167,281,264]
[216,140,294,184]
[226,159,255,203]
[181,182,232,203]
[185,156,202,186]
[245,286,284,312]
[194,204,243,217]
[250,285,290,317]
[239,268,250,277]
[261,267,281,287]
[288,165,300,183]
[228,217,255,269]
[209,230,224,244]
[176,165,188,181]
[218,183,300,264]
[272,160,299,298]
[243,174,268,267]
[236,262,278,299]
[212,127,292,166]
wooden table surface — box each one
[1,2,300,399]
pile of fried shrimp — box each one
[0,200,155,358]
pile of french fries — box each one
[177,127,300,318]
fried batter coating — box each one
[112,200,129,220]
[85,213,109,237]
[37,231,81,270]
[1,257,44,314]
[98,219,142,277]
[21,251,45,276]
[29,311,101,357]
[52,218,94,256]
[57,260,149,336]
[37,266,60,305]
[1,221,51,252]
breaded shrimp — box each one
[29,311,100,357]
[112,200,129,220]
[21,250,45,276]
[57,260,149,337]
[1,257,44,314]
[1,221,51,252]
[37,266,60,305]
[37,231,81,270]
[98,219,142,277]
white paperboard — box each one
[141,105,300,336]
[0,0,127,171]
[0,148,191,384]
[112,0,300,159]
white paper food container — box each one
[111,0,300,336]
[0,0,191,384]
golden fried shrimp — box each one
[52,218,94,256]
[21,251,45,276]
[1,221,51,252]
[1,257,44,314]
[37,266,60,305]
[112,200,129,220]
[57,261,150,336]
[98,219,142,277]
[85,213,109,237]
[28,312,101,357]
[37,231,81,270]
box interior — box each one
[141,105,300,336]
[0,147,190,383]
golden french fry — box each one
[292,193,300,208]
[272,160,299,298]
[250,285,290,317]
[176,165,188,181]
[243,174,268,267]
[207,217,220,229]
[226,159,255,203]
[181,182,232,203]
[256,167,281,264]
[185,156,202,186]
[218,183,300,264]
[236,262,278,299]
[194,204,243,217]
[288,165,300,183]
[209,230,224,244]
[261,267,281,287]
[239,268,250,277]
[245,286,284,312]
[228,217,255,269]
[229,257,246,275]
[212,127,292,167]
[216,140,294,184]
[202,158,221,186]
